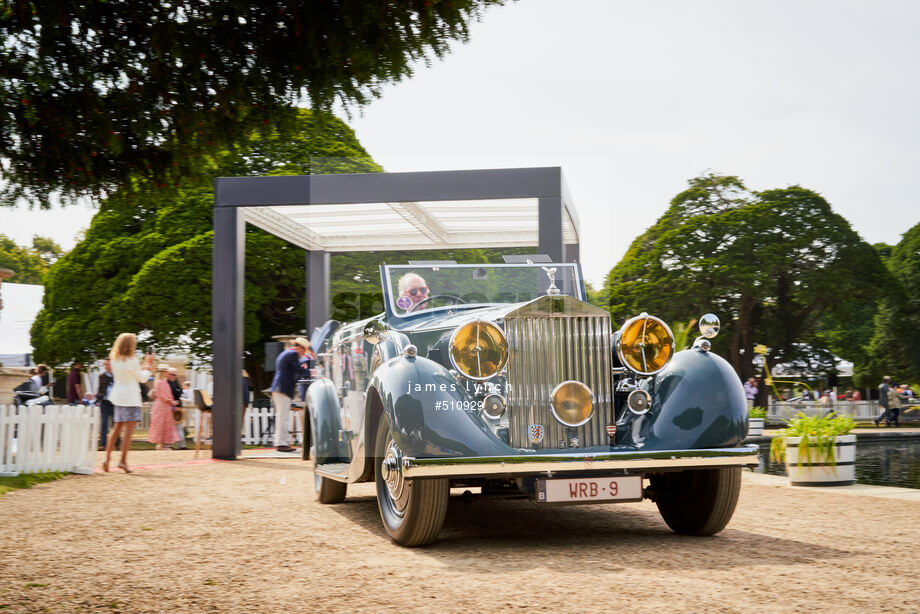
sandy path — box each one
[0,451,917,613]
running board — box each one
[315,462,350,482]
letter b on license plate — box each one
[535,476,642,503]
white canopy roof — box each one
[242,197,579,252]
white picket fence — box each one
[0,403,306,476]
[0,405,98,476]
[166,405,305,447]
[111,404,305,447]
[241,406,306,446]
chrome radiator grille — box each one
[504,309,614,449]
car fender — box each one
[307,378,349,464]
[366,354,511,459]
[619,349,749,450]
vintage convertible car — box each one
[307,262,758,546]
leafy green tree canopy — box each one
[30,110,380,382]
[0,0,503,207]
[0,234,64,284]
[29,108,531,391]
[598,173,890,381]
[863,222,920,384]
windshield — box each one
[382,263,584,318]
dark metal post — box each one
[305,249,330,335]
[538,197,564,263]
[564,243,580,263]
[212,205,244,459]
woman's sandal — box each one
[101,460,109,473]
[118,462,132,474]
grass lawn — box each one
[0,472,68,496]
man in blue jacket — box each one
[270,337,309,452]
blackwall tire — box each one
[315,471,347,504]
[652,467,741,536]
[375,415,448,547]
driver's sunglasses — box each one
[409,286,429,297]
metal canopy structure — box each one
[211,167,580,459]
[243,198,578,252]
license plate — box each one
[535,476,642,503]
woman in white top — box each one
[102,332,154,473]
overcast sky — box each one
[2,0,918,286]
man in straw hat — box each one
[270,337,311,452]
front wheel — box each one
[650,467,741,536]
[375,415,448,547]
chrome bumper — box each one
[402,446,760,479]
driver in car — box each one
[397,272,429,311]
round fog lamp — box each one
[627,389,652,415]
[482,393,507,419]
[549,381,594,427]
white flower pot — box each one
[784,434,856,486]
[747,417,764,437]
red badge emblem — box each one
[528,424,544,444]
[605,424,617,438]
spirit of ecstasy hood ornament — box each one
[542,266,560,296]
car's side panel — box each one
[618,350,748,450]
[366,354,513,460]
[308,378,350,464]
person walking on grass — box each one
[103,333,155,473]
[874,376,892,427]
[886,383,903,428]
[149,364,180,450]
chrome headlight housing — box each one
[616,312,675,376]
[448,320,508,380]
[549,380,595,427]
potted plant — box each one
[747,406,766,437]
[770,412,856,486]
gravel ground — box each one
[0,450,918,613]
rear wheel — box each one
[650,467,741,536]
[375,415,448,547]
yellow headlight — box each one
[449,320,508,380]
[550,381,594,427]
[616,313,675,375]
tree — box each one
[30,109,382,391]
[29,235,64,267]
[0,234,64,283]
[598,173,891,381]
[862,222,920,384]
[30,108,534,392]
[0,0,504,207]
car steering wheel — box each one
[408,294,467,312]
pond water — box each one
[755,438,920,490]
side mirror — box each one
[363,319,390,345]
[698,313,720,339]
